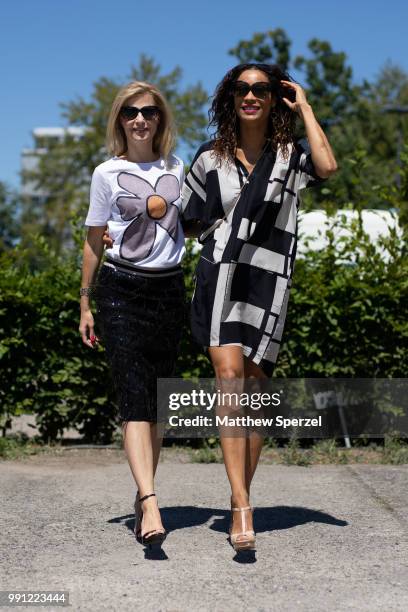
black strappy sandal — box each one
[134,491,142,542]
[139,493,166,547]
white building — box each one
[297,209,401,262]
[21,127,86,204]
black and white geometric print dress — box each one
[181,140,326,377]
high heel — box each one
[133,491,142,541]
[139,493,166,547]
[229,505,256,552]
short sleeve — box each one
[180,145,208,222]
[84,167,112,227]
[180,163,185,188]
[296,139,328,191]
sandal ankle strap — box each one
[231,506,252,512]
[139,493,156,503]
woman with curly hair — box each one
[181,63,337,551]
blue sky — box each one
[1,0,407,189]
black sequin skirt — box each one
[94,263,186,423]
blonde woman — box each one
[79,81,186,548]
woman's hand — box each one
[280,80,311,117]
[79,309,99,348]
[103,229,114,249]
[79,226,105,348]
[279,80,337,177]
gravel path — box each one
[1,450,407,611]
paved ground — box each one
[1,450,407,611]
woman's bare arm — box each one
[79,226,106,348]
[298,104,338,178]
[281,80,338,178]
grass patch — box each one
[382,434,408,465]
[1,434,407,465]
[0,435,51,460]
[188,437,408,465]
[312,439,349,464]
[280,438,313,467]
[190,443,223,463]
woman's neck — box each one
[124,141,159,163]
[238,123,268,156]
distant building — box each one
[297,209,401,262]
[21,127,86,205]
[20,127,87,247]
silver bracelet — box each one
[80,287,93,297]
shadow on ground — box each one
[109,505,348,535]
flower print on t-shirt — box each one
[116,172,181,262]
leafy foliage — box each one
[229,30,408,218]
[0,239,116,442]
[229,28,291,69]
[1,201,406,441]
[275,214,407,378]
[0,182,20,252]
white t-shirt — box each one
[85,155,185,269]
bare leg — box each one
[150,423,164,476]
[208,346,253,537]
[243,357,267,494]
[244,431,264,493]
[122,421,164,537]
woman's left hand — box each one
[103,229,114,249]
[280,80,310,116]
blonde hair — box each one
[106,81,176,163]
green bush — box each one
[0,208,406,442]
[0,237,210,442]
[0,239,116,443]
[275,213,407,377]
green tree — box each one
[229,30,408,215]
[0,182,20,252]
[293,38,360,121]
[321,62,408,212]
[229,31,360,122]
[229,28,291,70]
[22,54,208,253]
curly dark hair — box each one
[209,63,297,164]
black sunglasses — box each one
[232,81,274,99]
[120,105,161,120]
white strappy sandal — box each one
[229,505,256,551]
